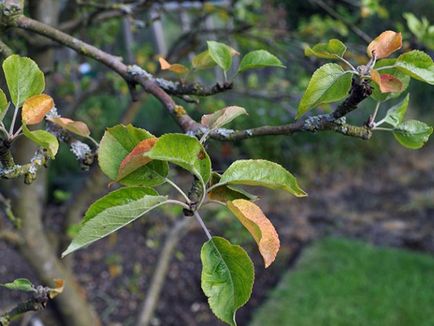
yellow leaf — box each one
[49,117,91,137]
[22,94,54,125]
[168,64,189,74]
[367,31,402,59]
[48,279,64,299]
[370,69,403,93]
[227,199,280,268]
[158,57,171,70]
[159,57,189,74]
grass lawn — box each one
[250,238,434,326]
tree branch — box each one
[10,14,201,132]
[209,114,371,141]
[0,282,59,325]
[1,6,374,144]
[0,39,13,58]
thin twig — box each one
[193,211,212,240]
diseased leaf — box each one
[22,124,59,159]
[201,106,247,129]
[370,69,403,93]
[395,50,434,85]
[2,55,45,107]
[304,39,347,59]
[158,57,189,74]
[98,124,168,186]
[48,279,64,299]
[382,94,410,127]
[201,236,254,326]
[217,159,306,197]
[367,31,402,58]
[238,50,285,73]
[116,138,158,182]
[228,199,280,268]
[0,88,8,121]
[297,63,352,119]
[208,173,257,203]
[48,117,91,137]
[207,41,233,72]
[192,51,218,70]
[1,278,35,292]
[62,187,167,256]
[145,133,211,183]
[393,120,433,149]
[371,59,410,101]
[21,94,54,125]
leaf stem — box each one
[193,211,212,240]
[164,199,190,210]
[9,106,19,135]
[199,130,210,144]
[87,136,99,147]
[196,178,208,211]
[165,178,191,204]
[0,122,9,138]
[11,126,23,140]
[376,65,397,71]
[371,101,381,122]
[336,55,357,73]
[373,127,394,131]
[206,183,222,193]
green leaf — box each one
[393,120,433,149]
[1,278,35,292]
[208,172,257,203]
[304,39,347,59]
[371,59,410,102]
[201,106,248,129]
[192,51,217,70]
[297,63,352,119]
[238,50,285,73]
[201,236,254,326]
[2,55,45,107]
[22,124,59,159]
[0,88,8,121]
[395,50,434,85]
[98,124,168,186]
[217,159,307,197]
[382,94,410,127]
[145,133,212,183]
[207,41,233,72]
[62,187,167,256]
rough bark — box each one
[3,1,100,325]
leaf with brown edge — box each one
[159,57,189,74]
[370,69,404,93]
[227,199,280,268]
[367,31,402,59]
[48,279,64,299]
[201,106,247,129]
[22,94,54,125]
[116,138,158,181]
[49,117,90,137]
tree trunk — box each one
[5,1,101,325]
